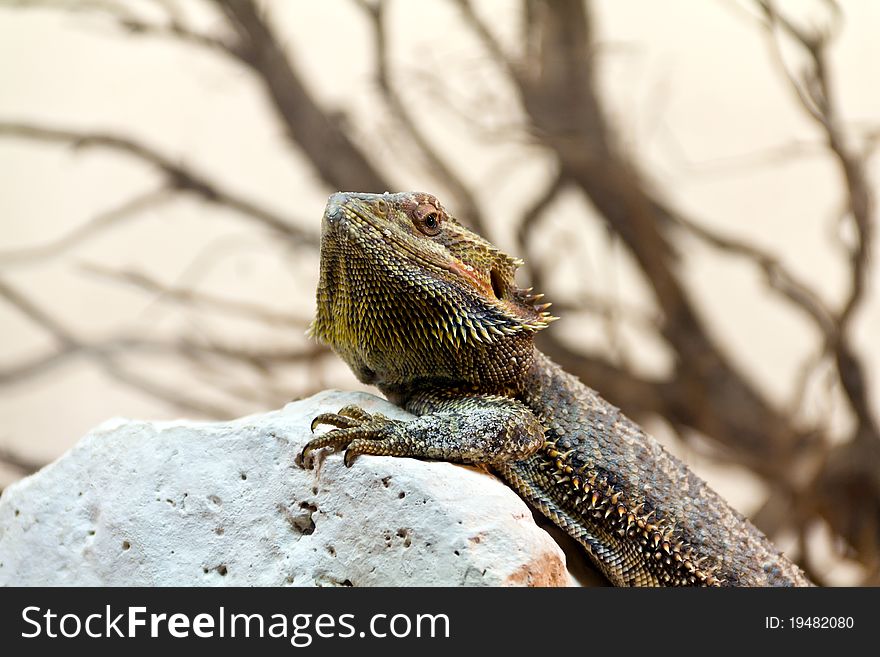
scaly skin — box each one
[302,191,812,587]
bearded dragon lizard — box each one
[301,191,812,587]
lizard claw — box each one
[310,413,357,433]
[301,407,400,465]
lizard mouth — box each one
[333,201,494,294]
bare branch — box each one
[114,16,238,56]
[80,264,310,328]
[667,137,829,177]
[0,277,77,348]
[672,211,837,337]
[0,186,171,267]
[148,0,184,22]
[0,276,327,416]
[0,121,316,245]
[356,0,486,232]
[755,0,876,439]
[97,358,236,418]
[555,292,660,335]
[0,332,329,389]
[756,1,873,326]
[0,0,140,21]
[515,169,566,295]
[490,1,810,470]
[451,0,519,81]
[516,170,566,257]
[1,0,238,56]
[0,446,47,476]
[210,0,392,193]
[4,0,393,203]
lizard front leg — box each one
[301,391,545,467]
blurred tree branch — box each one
[0,122,313,246]
[455,0,875,581]
[355,0,486,233]
[0,446,45,477]
[756,0,879,577]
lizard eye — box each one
[413,204,442,236]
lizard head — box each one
[309,191,557,391]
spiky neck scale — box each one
[309,191,557,395]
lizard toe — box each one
[310,412,362,432]
[336,405,373,421]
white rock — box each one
[0,390,567,586]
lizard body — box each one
[303,190,812,587]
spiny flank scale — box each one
[301,191,812,587]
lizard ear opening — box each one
[490,268,505,299]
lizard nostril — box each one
[325,192,349,221]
